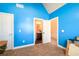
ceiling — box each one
[43,3,65,14]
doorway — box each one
[34,18,51,46]
[34,19,43,45]
[0,12,14,50]
[50,17,58,47]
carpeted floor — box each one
[0,43,65,56]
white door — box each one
[43,20,51,43]
[0,12,14,50]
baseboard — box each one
[13,44,34,50]
[58,44,66,49]
[6,48,11,51]
[6,43,65,50]
[6,47,14,51]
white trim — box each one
[58,45,66,49]
[13,44,34,49]
[12,14,14,49]
[33,18,35,45]
[57,17,59,47]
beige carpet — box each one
[0,43,65,56]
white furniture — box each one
[68,43,79,56]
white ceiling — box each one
[43,3,65,14]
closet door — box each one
[0,12,14,50]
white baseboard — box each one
[58,44,66,49]
[6,47,13,51]
[6,48,10,51]
[13,44,34,50]
[6,43,65,50]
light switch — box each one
[22,40,25,43]
[19,29,21,32]
[61,29,64,33]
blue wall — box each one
[50,3,79,48]
[2,3,79,48]
[0,3,49,47]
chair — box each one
[0,41,7,54]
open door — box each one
[34,18,51,46]
[43,20,51,43]
[50,17,58,47]
[0,12,14,50]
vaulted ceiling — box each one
[43,3,65,14]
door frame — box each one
[33,17,43,45]
[50,17,59,47]
[0,12,14,50]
